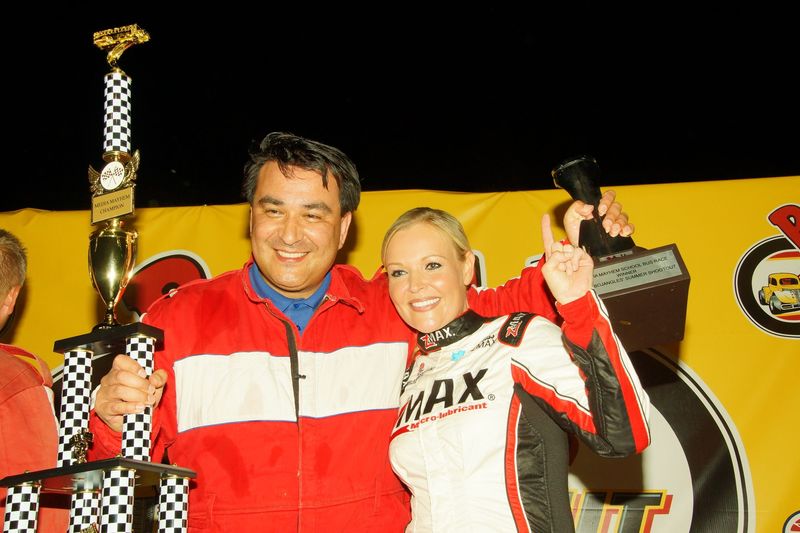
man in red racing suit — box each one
[88,259,558,531]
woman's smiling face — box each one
[383,222,474,334]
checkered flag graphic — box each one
[157,475,189,533]
[57,349,93,467]
[122,335,155,461]
[69,490,100,533]
[3,482,40,533]
[100,468,134,533]
[103,72,131,154]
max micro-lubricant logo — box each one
[394,368,488,432]
[734,204,800,338]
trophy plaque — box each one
[552,156,690,352]
[2,25,194,533]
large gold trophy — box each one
[1,25,194,533]
[87,24,148,329]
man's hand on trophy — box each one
[95,354,167,433]
[563,190,635,245]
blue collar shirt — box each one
[248,263,331,334]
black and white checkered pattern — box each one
[122,335,155,461]
[3,482,40,533]
[100,468,134,533]
[68,490,100,533]
[126,335,154,376]
[157,475,189,533]
[57,348,93,467]
[103,72,131,154]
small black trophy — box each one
[552,155,690,352]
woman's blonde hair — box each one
[381,207,471,264]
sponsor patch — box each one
[499,312,534,347]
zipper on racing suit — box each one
[275,295,334,531]
[277,318,303,531]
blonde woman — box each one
[383,208,650,532]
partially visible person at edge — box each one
[88,132,635,532]
[0,229,70,532]
[383,208,650,532]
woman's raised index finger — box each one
[541,214,555,259]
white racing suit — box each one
[389,291,651,532]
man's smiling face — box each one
[249,161,351,299]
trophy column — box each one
[104,70,132,155]
[157,475,189,533]
[95,334,156,533]
[58,347,99,533]
[100,467,136,533]
[69,489,100,533]
[57,349,94,468]
[2,482,40,533]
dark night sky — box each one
[3,7,798,213]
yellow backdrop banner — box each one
[1,176,798,532]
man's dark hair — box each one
[242,132,361,214]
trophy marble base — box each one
[0,458,195,496]
[592,244,690,352]
[1,459,195,533]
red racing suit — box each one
[88,258,557,532]
[1,345,69,533]
[389,292,651,532]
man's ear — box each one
[462,251,475,286]
[2,285,20,312]
[0,285,21,329]
[338,211,353,250]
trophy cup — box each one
[88,153,139,329]
[1,25,193,533]
[552,155,690,352]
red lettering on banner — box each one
[768,204,800,250]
